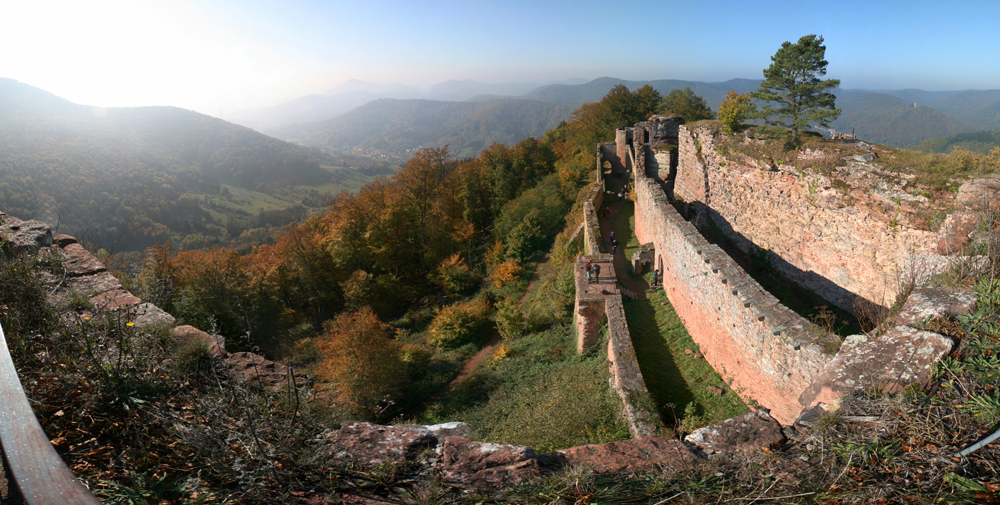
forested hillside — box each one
[829,90,976,146]
[129,84,666,426]
[911,130,1000,154]
[0,78,380,251]
[273,98,580,158]
[522,77,760,109]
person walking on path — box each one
[653,269,659,286]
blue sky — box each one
[2,0,998,116]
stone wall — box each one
[674,126,952,310]
[574,216,659,437]
[630,159,835,424]
[581,178,604,256]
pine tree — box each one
[752,35,840,141]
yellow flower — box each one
[84,317,89,322]
[126,322,134,327]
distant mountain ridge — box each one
[0,78,343,250]
[224,78,590,132]
[274,98,579,158]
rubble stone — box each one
[555,436,700,474]
[685,411,785,453]
[799,326,953,409]
[441,437,546,489]
[331,422,437,467]
[894,287,977,326]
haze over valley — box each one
[4,1,1000,502]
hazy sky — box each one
[3,0,998,117]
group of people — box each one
[617,182,631,202]
[584,260,602,284]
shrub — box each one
[494,296,527,339]
[717,90,756,134]
[427,297,491,348]
[315,308,407,420]
[436,254,479,296]
[490,260,523,288]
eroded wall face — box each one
[674,126,946,310]
[633,155,833,424]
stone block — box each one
[330,422,438,467]
[799,326,953,410]
[441,437,545,489]
[0,219,53,255]
[894,287,976,326]
[685,411,785,453]
[59,243,107,276]
[173,324,227,356]
[555,437,699,474]
[132,302,176,328]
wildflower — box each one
[84,317,89,322]
[126,322,134,327]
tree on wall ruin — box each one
[752,34,841,142]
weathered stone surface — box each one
[59,242,107,276]
[956,178,1000,210]
[673,125,953,312]
[706,385,724,396]
[799,326,954,409]
[52,233,78,247]
[555,436,700,474]
[894,287,977,326]
[441,437,545,489]
[61,270,123,296]
[936,212,979,254]
[331,422,437,467]
[226,351,311,390]
[90,288,142,310]
[173,325,227,356]
[0,219,53,255]
[685,411,785,453]
[419,422,474,440]
[132,302,176,328]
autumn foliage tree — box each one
[717,90,757,134]
[314,308,406,420]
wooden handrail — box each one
[0,322,100,504]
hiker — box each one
[653,269,659,285]
[585,260,592,283]
[592,263,601,283]
[610,230,616,243]
[612,239,618,254]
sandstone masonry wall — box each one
[674,126,949,310]
[582,176,604,256]
[574,193,659,438]
[630,149,834,424]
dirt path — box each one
[435,254,548,393]
[600,173,650,297]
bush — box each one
[489,259,523,288]
[494,296,527,339]
[436,254,479,296]
[427,297,491,348]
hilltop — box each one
[272,98,579,159]
[0,78,383,251]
